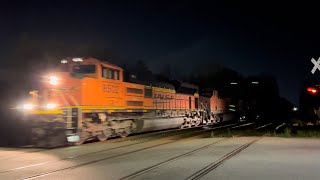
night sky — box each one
[1,1,320,104]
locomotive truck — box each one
[17,57,232,147]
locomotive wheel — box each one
[186,121,192,128]
[180,119,187,129]
[119,132,129,138]
[119,127,131,138]
[74,137,86,145]
[97,133,108,141]
[195,118,201,126]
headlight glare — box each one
[22,103,34,110]
[49,76,58,85]
[45,103,58,109]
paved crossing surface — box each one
[0,136,320,180]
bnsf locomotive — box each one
[18,57,232,147]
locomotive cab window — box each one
[102,66,120,80]
[72,65,96,74]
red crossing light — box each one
[307,87,318,95]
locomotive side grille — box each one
[127,88,143,94]
[127,101,143,106]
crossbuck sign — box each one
[311,57,320,74]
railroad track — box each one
[0,123,226,161]
[1,123,240,179]
[254,122,287,133]
[119,138,231,180]
[1,129,198,173]
[119,137,261,180]
[229,122,255,129]
[119,137,260,180]
[79,121,236,145]
[185,138,260,180]
[274,123,287,132]
[255,123,273,130]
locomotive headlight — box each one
[45,103,58,110]
[61,59,68,64]
[72,58,83,62]
[49,75,59,85]
[22,103,34,110]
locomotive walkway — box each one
[0,126,320,179]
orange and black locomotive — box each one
[18,57,231,147]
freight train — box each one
[17,57,234,147]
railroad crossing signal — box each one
[311,57,320,74]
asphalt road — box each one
[0,136,320,180]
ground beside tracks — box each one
[1,127,320,180]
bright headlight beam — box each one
[22,104,34,110]
[61,59,68,64]
[49,76,58,85]
[72,58,83,62]
[45,103,58,109]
